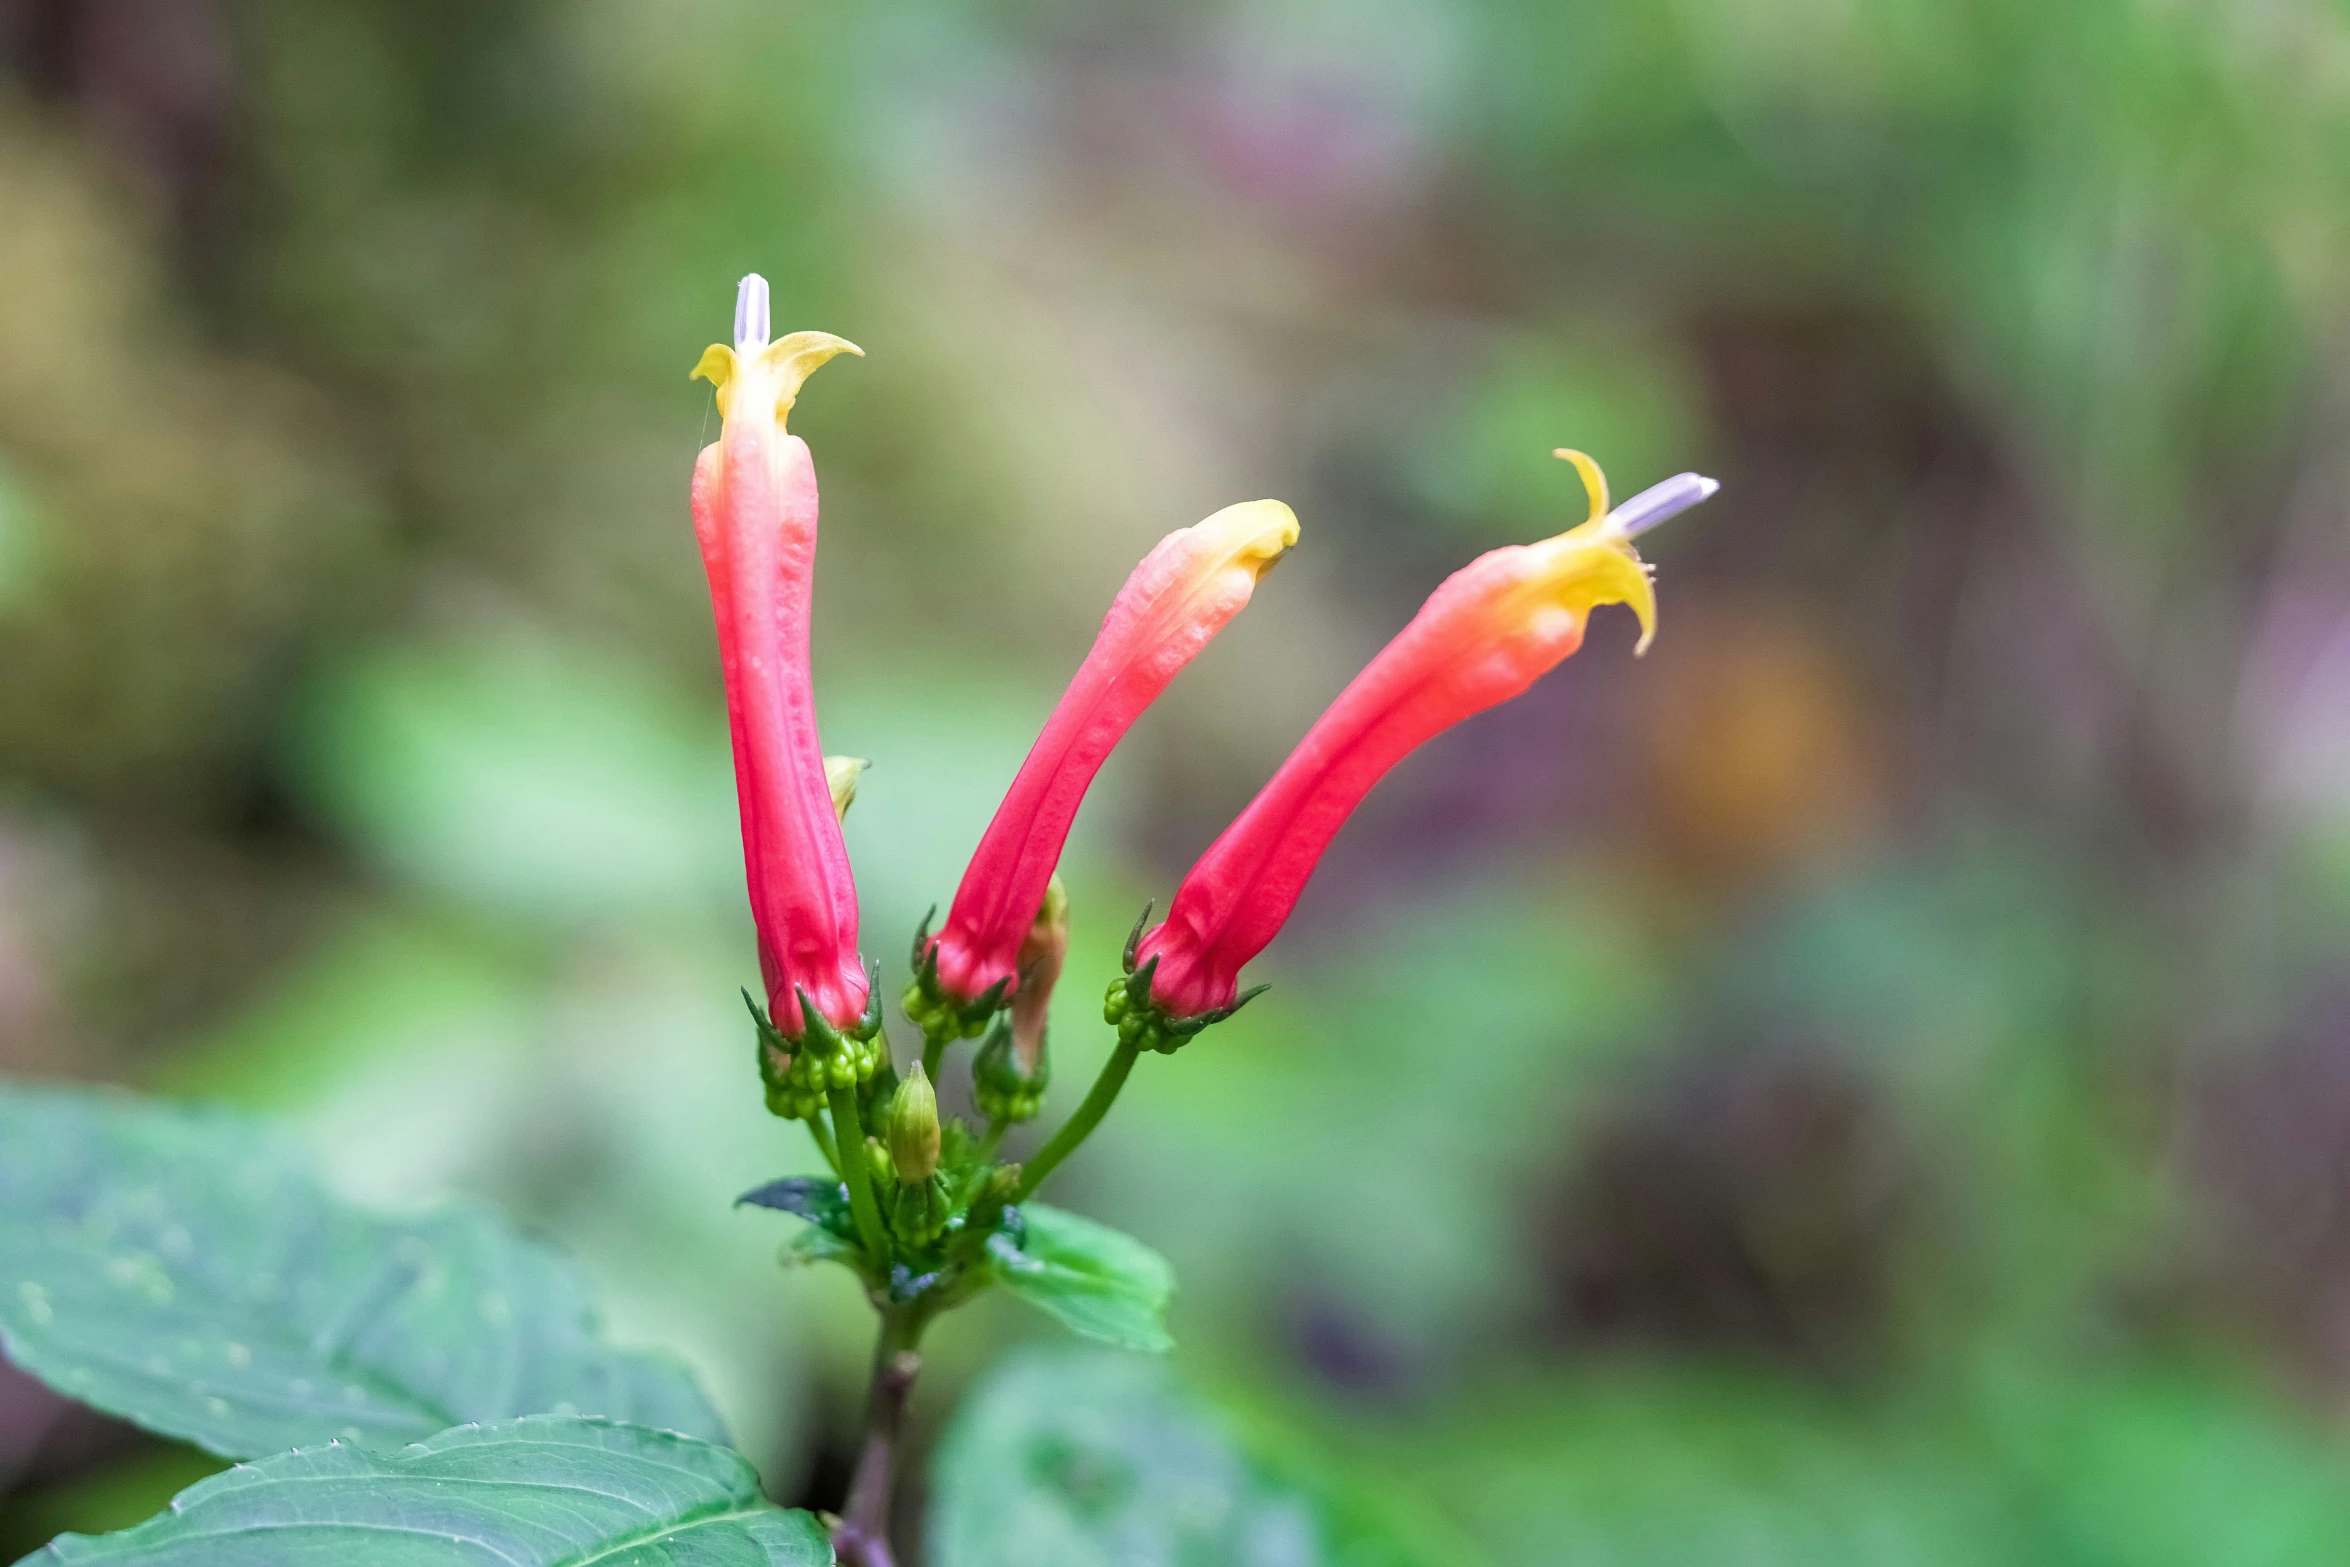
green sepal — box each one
[1121,898,1155,971]
[973,1017,1051,1125]
[748,974,886,1119]
[1109,901,1267,1047]
[1102,964,1270,1055]
[903,907,1014,1048]
[890,1172,954,1247]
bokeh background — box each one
[5,0,2350,1560]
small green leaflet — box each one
[985,1203,1174,1353]
[0,1082,726,1458]
[930,1349,1465,1567]
[18,1415,831,1565]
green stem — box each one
[828,1080,890,1262]
[804,1110,841,1176]
[920,1030,946,1084]
[1013,1038,1141,1202]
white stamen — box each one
[1610,473,1719,537]
[734,274,771,353]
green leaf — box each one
[0,1082,726,1458]
[738,1176,855,1237]
[985,1204,1174,1353]
[931,1349,1463,1567]
[20,1416,831,1565]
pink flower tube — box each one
[1134,453,1715,1019]
[689,275,868,1037]
[923,499,1299,1008]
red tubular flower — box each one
[923,498,1299,1009]
[1133,452,1716,1019]
[689,275,868,1037]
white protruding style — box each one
[734,274,771,353]
[1610,472,1720,537]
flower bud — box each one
[825,756,868,824]
[1010,876,1068,1073]
[973,1019,1051,1125]
[886,1062,942,1184]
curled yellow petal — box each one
[690,331,863,429]
[757,331,864,427]
[690,344,737,411]
[1553,448,1609,525]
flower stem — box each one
[1013,1038,1141,1202]
[827,1080,890,1261]
[804,1111,841,1177]
[832,1307,925,1567]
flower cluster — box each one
[692,274,1716,1270]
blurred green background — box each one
[5,0,2350,1560]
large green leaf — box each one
[19,1415,831,1565]
[930,1348,1465,1567]
[985,1204,1174,1353]
[0,1082,725,1458]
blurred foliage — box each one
[932,1348,1466,1567]
[5,0,2350,1560]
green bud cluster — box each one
[757,1031,885,1119]
[746,982,887,1121]
[972,1020,1050,1124]
[1103,970,1264,1055]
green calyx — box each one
[889,1171,953,1246]
[902,907,1011,1050]
[1102,904,1269,1055]
[747,976,888,1121]
[973,1018,1050,1125]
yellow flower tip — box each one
[1196,498,1302,582]
[1523,513,1659,657]
[1553,448,1610,524]
[690,331,863,428]
[1532,453,1720,655]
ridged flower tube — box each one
[1133,453,1716,1020]
[690,275,868,1037]
[925,499,1300,1008]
